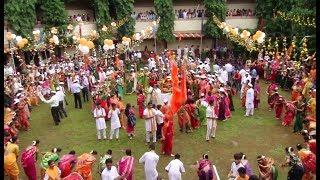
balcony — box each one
[135,16,258,33]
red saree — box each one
[274,98,284,119]
[185,103,199,129]
[137,94,145,118]
[282,102,296,126]
[161,114,174,155]
[59,154,77,178]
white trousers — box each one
[146,131,157,143]
[245,108,254,116]
[206,119,217,140]
[110,128,120,139]
[97,129,106,139]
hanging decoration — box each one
[212,14,265,52]
[100,18,128,34]
[276,11,316,28]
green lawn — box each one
[14,81,302,180]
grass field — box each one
[14,81,302,180]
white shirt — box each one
[55,90,65,102]
[230,162,244,178]
[143,108,157,132]
[155,109,164,124]
[41,94,60,107]
[101,166,120,180]
[139,150,159,180]
[246,88,254,108]
[224,63,234,73]
[239,69,247,79]
[137,52,142,58]
[70,83,83,93]
[220,70,228,83]
[82,76,89,88]
[206,105,217,119]
[165,159,185,180]
[108,108,121,130]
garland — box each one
[276,11,316,28]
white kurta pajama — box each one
[245,88,254,116]
[93,108,107,139]
[206,105,217,140]
[143,108,157,143]
[165,159,186,180]
[108,108,121,139]
[139,150,159,180]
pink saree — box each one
[117,156,134,180]
[21,145,37,180]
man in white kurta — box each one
[101,158,121,180]
[219,67,228,85]
[108,103,121,140]
[152,85,163,106]
[139,144,159,180]
[245,83,254,117]
[165,154,185,180]
[93,104,107,140]
[146,85,154,104]
[143,103,157,143]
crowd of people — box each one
[3,43,316,179]
[227,9,255,17]
[68,14,93,23]
[132,11,157,21]
[175,9,208,19]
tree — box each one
[203,0,227,39]
[39,0,69,31]
[110,0,135,38]
[94,0,112,44]
[154,0,175,44]
[4,0,37,37]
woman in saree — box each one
[274,96,285,120]
[196,154,220,180]
[293,96,305,134]
[116,76,124,98]
[137,90,145,118]
[195,99,207,126]
[5,136,19,158]
[15,99,30,131]
[257,155,278,180]
[281,147,304,180]
[225,82,235,111]
[4,152,19,180]
[161,113,174,156]
[253,80,261,109]
[177,105,191,133]
[21,140,40,180]
[291,83,302,101]
[27,82,39,106]
[125,103,136,139]
[282,101,296,126]
[296,144,316,180]
[217,89,227,121]
[185,99,200,129]
[241,84,248,108]
[117,149,135,180]
[40,148,62,179]
[58,150,77,178]
[266,83,278,110]
[44,160,61,180]
[75,151,97,180]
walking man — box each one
[245,83,254,117]
[39,91,61,125]
[81,73,89,102]
[93,103,107,140]
[71,80,83,109]
[165,154,185,180]
[56,87,68,119]
[139,143,159,180]
[206,100,217,142]
[143,102,157,144]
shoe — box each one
[170,154,175,157]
